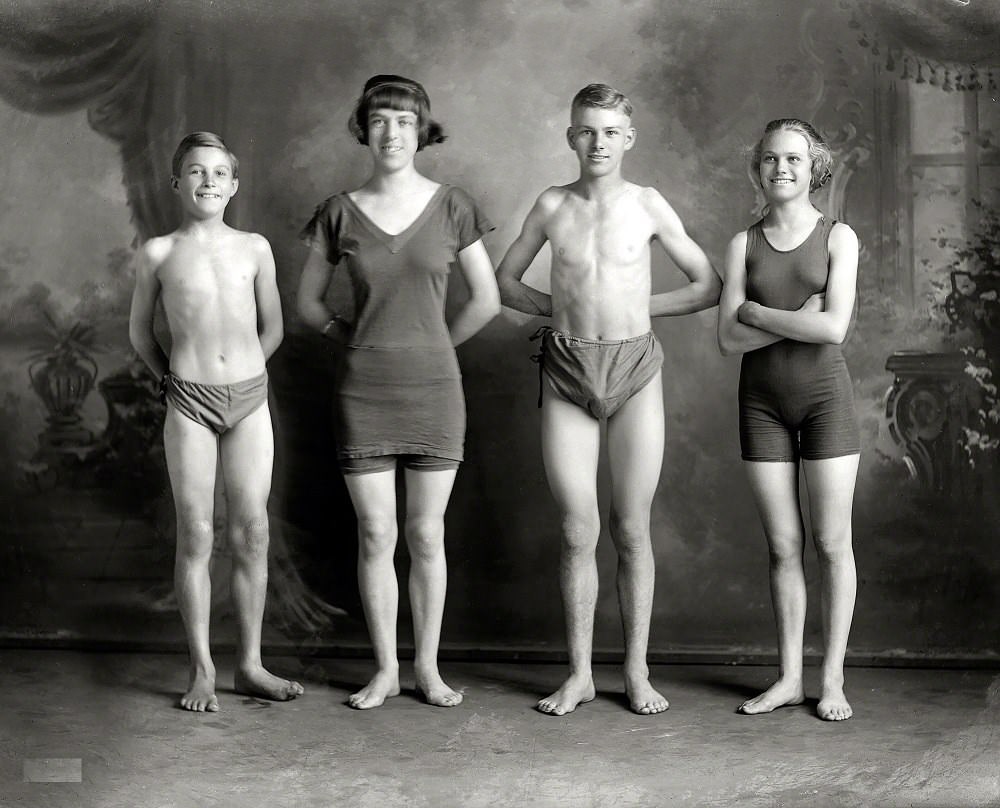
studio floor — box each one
[3,651,999,808]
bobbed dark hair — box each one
[348,74,446,151]
[171,132,239,179]
[751,118,833,191]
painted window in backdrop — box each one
[883,80,1000,313]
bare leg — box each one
[803,454,859,721]
[404,467,461,707]
[739,460,808,715]
[164,406,220,712]
[220,403,303,702]
[606,372,668,715]
[536,384,600,716]
[343,468,401,709]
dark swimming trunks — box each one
[531,327,664,420]
[163,372,268,435]
[738,217,860,461]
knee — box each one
[560,513,600,557]
[405,516,444,563]
[229,516,270,560]
[357,514,397,559]
[814,529,853,565]
[609,512,650,557]
[175,516,215,562]
[767,539,803,569]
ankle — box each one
[374,661,400,677]
[190,661,216,678]
[821,671,845,690]
[624,662,650,682]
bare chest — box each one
[549,199,652,272]
[159,241,256,300]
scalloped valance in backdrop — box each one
[849,0,1000,89]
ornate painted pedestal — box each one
[884,351,978,496]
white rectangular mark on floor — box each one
[23,758,83,783]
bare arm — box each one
[296,247,338,334]
[647,189,721,316]
[449,239,501,346]
[128,240,169,379]
[495,193,554,317]
[718,232,787,356]
[737,223,859,345]
[253,235,284,360]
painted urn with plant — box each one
[26,311,102,450]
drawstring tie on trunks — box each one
[529,326,554,408]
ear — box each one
[624,127,637,151]
[229,177,239,197]
[565,126,576,150]
[170,176,179,191]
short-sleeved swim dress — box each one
[300,184,493,462]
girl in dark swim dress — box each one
[718,118,861,722]
[297,75,500,710]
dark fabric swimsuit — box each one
[738,216,860,462]
[300,185,493,465]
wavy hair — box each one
[751,118,832,191]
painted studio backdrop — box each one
[0,0,997,661]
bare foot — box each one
[234,665,304,702]
[738,677,805,715]
[536,673,596,716]
[415,668,463,708]
[347,669,400,710]
[626,675,669,715]
[181,668,219,712]
[817,682,852,721]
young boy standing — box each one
[129,132,302,711]
[497,85,720,716]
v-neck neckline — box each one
[344,185,447,253]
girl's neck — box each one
[764,198,821,229]
[365,164,426,196]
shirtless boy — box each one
[497,85,720,716]
[129,132,302,711]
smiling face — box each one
[366,107,420,172]
[757,128,813,202]
[567,105,635,178]
[173,146,238,218]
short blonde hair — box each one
[571,83,633,118]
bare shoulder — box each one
[728,229,749,253]
[536,185,572,214]
[636,185,687,235]
[244,231,274,255]
[140,233,175,261]
[137,234,176,274]
[636,185,678,216]
[829,221,859,251]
